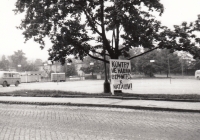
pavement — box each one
[0,96,200,113]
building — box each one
[38,62,65,77]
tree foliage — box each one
[14,0,200,64]
[153,49,181,76]
[9,50,39,71]
[80,56,105,74]
[10,50,27,68]
[34,59,43,66]
[191,59,200,72]
[0,55,10,70]
[65,62,77,76]
[135,50,157,77]
[132,49,183,77]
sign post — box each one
[110,59,132,95]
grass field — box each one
[0,77,198,94]
[0,77,199,100]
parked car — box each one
[195,70,200,80]
[0,71,21,87]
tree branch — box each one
[91,49,110,57]
[83,10,102,36]
[87,53,109,63]
[70,38,109,63]
[128,47,160,60]
[86,9,101,26]
[119,45,129,51]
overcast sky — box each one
[0,0,200,61]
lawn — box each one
[0,77,199,101]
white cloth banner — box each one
[112,80,132,90]
[110,59,131,80]
[110,59,132,94]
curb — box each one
[0,100,200,113]
[2,95,200,102]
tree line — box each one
[0,50,42,71]
[0,50,78,77]
[1,49,199,78]
[80,49,200,77]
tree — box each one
[132,49,183,77]
[127,47,143,73]
[14,0,200,65]
[10,50,28,71]
[10,50,40,71]
[0,55,10,70]
[156,50,182,77]
[10,50,27,66]
[80,56,105,75]
[135,51,157,77]
[193,59,200,70]
[23,61,39,71]
[65,63,77,77]
[34,59,43,66]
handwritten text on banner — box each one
[110,59,131,80]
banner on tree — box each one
[112,80,132,90]
[110,59,132,92]
[110,59,131,80]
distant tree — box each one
[80,56,105,75]
[177,52,198,75]
[0,55,10,70]
[128,48,143,73]
[23,61,39,71]
[10,50,27,70]
[34,59,43,66]
[136,51,157,77]
[193,59,200,70]
[65,63,77,77]
[133,49,182,77]
[10,50,40,71]
[154,50,181,77]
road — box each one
[0,104,200,140]
[0,79,200,94]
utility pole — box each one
[181,59,184,76]
[168,54,171,84]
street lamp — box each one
[66,62,71,79]
[90,62,94,78]
[167,54,172,84]
[150,60,155,77]
[17,64,21,72]
[43,63,49,81]
[90,62,94,65]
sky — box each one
[0,0,200,61]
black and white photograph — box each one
[0,0,200,139]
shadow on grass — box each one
[0,90,200,102]
[0,90,111,97]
